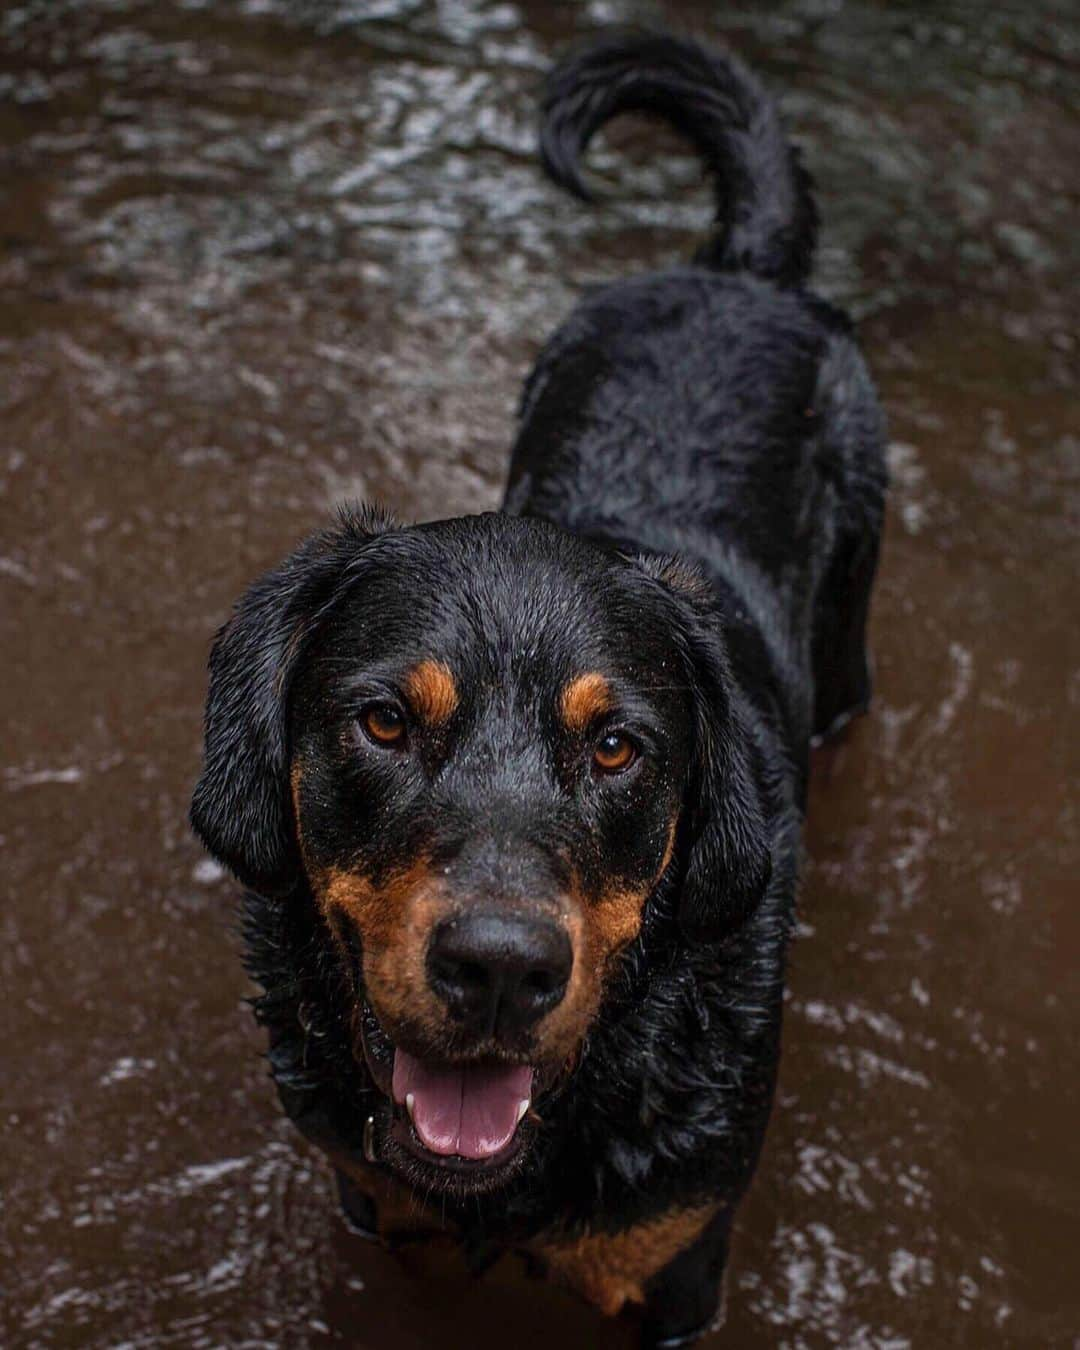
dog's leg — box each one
[811,529,880,743]
[810,334,887,744]
[639,1207,732,1349]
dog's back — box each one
[505,33,887,754]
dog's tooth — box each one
[362,1115,377,1164]
[405,1092,416,1124]
[515,1098,530,1126]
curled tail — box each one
[540,32,818,288]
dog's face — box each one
[192,509,771,1196]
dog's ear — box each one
[637,555,774,941]
[190,504,396,896]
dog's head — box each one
[192,508,771,1195]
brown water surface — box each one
[2,2,1078,1345]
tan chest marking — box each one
[530,1202,718,1317]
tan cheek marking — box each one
[538,818,678,1066]
[532,1203,719,1317]
[582,816,681,971]
[312,861,452,1035]
[292,760,449,1039]
[592,887,647,954]
[594,814,679,956]
[538,881,645,1069]
[560,672,613,734]
[319,867,383,930]
[404,658,459,726]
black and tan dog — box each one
[192,33,886,1348]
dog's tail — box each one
[540,32,818,288]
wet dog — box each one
[192,32,886,1347]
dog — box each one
[191,32,886,1348]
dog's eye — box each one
[361,704,407,748]
[593,732,637,775]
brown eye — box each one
[593,731,637,775]
[361,704,406,747]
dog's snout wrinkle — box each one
[430,824,574,898]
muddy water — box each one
[2,1,1077,1345]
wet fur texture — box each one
[191,32,886,1348]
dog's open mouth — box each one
[356,1004,540,1182]
[392,1050,533,1162]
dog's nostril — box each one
[454,959,489,991]
[427,913,572,1037]
[523,968,561,997]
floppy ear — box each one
[190,504,395,896]
[638,555,774,941]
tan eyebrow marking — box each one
[403,659,459,726]
[560,672,614,734]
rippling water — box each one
[2,2,1077,1345]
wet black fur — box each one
[191,32,886,1347]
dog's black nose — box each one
[427,912,572,1038]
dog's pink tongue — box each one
[392,1052,533,1160]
